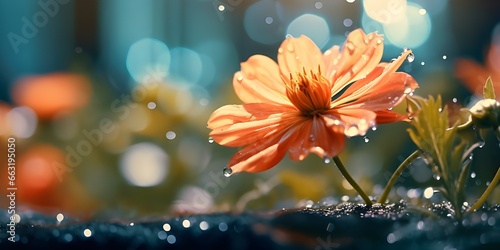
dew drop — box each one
[208,137,214,143]
[452,98,458,103]
[442,55,447,60]
[323,156,331,164]
[346,42,355,52]
[407,53,415,63]
[421,61,425,66]
[345,125,359,137]
[438,107,443,112]
[376,39,382,45]
[471,172,476,178]
[363,136,369,143]
[236,73,244,82]
[390,58,396,63]
[223,167,232,177]
[309,134,315,142]
[404,87,413,94]
[433,174,441,180]
[371,126,377,131]
[278,48,284,53]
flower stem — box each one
[377,150,422,203]
[333,156,372,206]
[466,165,500,213]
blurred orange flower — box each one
[12,73,91,119]
[208,29,418,174]
[456,44,500,98]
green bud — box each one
[468,99,500,129]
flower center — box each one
[285,67,331,116]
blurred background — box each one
[1,0,500,219]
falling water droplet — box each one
[208,137,214,143]
[323,156,331,164]
[223,168,232,177]
[326,223,335,232]
[471,172,476,178]
[438,107,443,112]
[452,98,458,103]
[363,136,370,143]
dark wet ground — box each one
[1,202,500,249]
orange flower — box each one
[456,43,500,98]
[208,29,418,174]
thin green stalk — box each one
[377,150,422,203]
[466,166,500,213]
[333,156,372,206]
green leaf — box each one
[483,77,496,99]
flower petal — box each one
[208,103,298,147]
[340,72,418,111]
[324,108,376,137]
[374,110,411,124]
[330,29,384,96]
[277,35,324,80]
[233,55,290,105]
[333,49,417,108]
[288,116,345,161]
[227,129,296,173]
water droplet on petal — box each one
[278,48,284,53]
[236,72,244,82]
[287,43,294,52]
[345,125,359,137]
[371,126,377,131]
[407,52,415,63]
[323,156,331,164]
[390,58,396,63]
[208,137,214,143]
[363,136,369,143]
[376,39,382,45]
[346,42,355,52]
[309,134,315,142]
[223,167,232,177]
[404,87,413,94]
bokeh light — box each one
[120,143,169,187]
[126,38,170,83]
[7,106,37,138]
[169,47,203,84]
[11,73,91,119]
[243,0,285,45]
[363,0,407,24]
[382,2,432,48]
[287,14,330,48]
